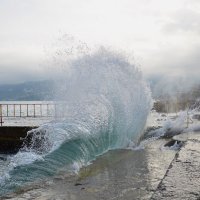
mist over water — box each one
[0,46,152,196]
[149,74,200,100]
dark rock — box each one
[140,126,162,140]
[74,183,82,186]
[164,140,183,149]
[192,114,200,120]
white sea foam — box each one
[145,109,200,141]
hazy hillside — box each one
[149,76,200,112]
[0,80,54,101]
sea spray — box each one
[0,47,152,196]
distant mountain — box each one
[0,80,54,101]
[147,75,200,99]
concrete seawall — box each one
[0,126,37,153]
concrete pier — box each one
[0,126,37,153]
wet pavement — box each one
[2,132,200,200]
[1,139,177,200]
[151,133,200,200]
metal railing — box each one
[0,103,57,126]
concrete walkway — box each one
[151,133,200,200]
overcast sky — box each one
[0,0,200,85]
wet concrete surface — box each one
[1,139,177,200]
[151,133,200,200]
[3,132,200,200]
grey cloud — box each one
[170,47,200,75]
[0,0,200,88]
[162,9,200,34]
[145,40,200,86]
